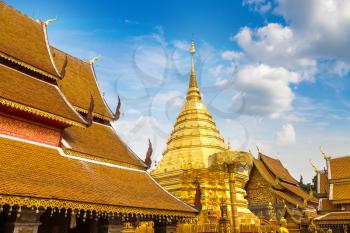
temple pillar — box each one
[13,209,41,233]
[227,164,240,233]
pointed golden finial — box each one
[309,159,319,173]
[189,39,197,88]
[186,39,201,101]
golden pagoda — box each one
[151,40,260,233]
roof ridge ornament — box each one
[144,139,153,169]
[88,56,101,65]
[113,96,121,121]
[44,18,57,26]
[320,146,330,161]
[87,95,94,126]
[309,159,319,173]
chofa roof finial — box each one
[144,139,153,169]
[320,146,330,161]
[44,18,57,26]
[113,96,121,121]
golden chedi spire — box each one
[153,40,228,172]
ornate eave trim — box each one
[64,149,146,171]
[0,51,59,81]
[0,98,86,128]
[0,195,197,218]
[271,188,306,209]
[74,106,113,122]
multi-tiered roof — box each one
[0,1,196,220]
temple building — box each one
[245,153,318,233]
[151,41,261,233]
[313,150,350,232]
[0,2,197,233]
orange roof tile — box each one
[318,198,338,212]
[318,172,329,195]
[0,64,85,126]
[329,156,350,180]
[279,181,310,200]
[260,154,298,185]
[315,212,350,222]
[332,183,350,202]
[0,2,59,77]
[63,123,146,169]
[253,159,276,186]
[0,137,196,214]
[51,47,114,120]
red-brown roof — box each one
[0,64,85,126]
[0,136,196,215]
[329,156,350,180]
[51,47,114,120]
[332,183,350,203]
[260,153,299,184]
[63,122,147,169]
[0,2,59,78]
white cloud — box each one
[125,108,141,115]
[275,0,350,60]
[235,23,317,80]
[330,61,350,77]
[234,64,300,118]
[215,77,230,87]
[113,116,171,162]
[221,50,243,60]
[275,123,296,146]
[243,0,272,14]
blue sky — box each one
[7,0,350,181]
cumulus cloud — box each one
[275,0,350,60]
[233,64,300,118]
[330,61,350,77]
[113,116,170,162]
[275,123,296,146]
[235,23,317,80]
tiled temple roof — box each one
[0,64,86,127]
[0,136,197,216]
[51,47,114,121]
[253,153,318,206]
[329,156,350,180]
[63,122,147,169]
[260,154,298,185]
[0,2,60,79]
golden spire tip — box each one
[190,39,196,55]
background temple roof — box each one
[0,64,85,126]
[0,2,60,78]
[51,47,114,120]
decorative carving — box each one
[113,96,121,121]
[144,139,153,168]
[87,95,94,126]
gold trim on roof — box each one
[0,51,59,81]
[0,98,86,128]
[74,106,113,122]
[270,188,306,209]
[64,149,146,170]
[0,195,197,218]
